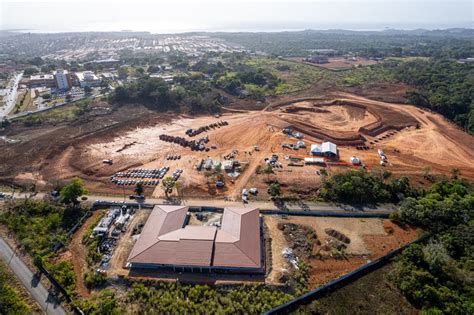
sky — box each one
[1,0,472,33]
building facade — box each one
[127,205,264,274]
[54,70,70,90]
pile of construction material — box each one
[224,149,238,160]
[378,149,388,166]
[325,228,351,244]
[185,121,229,137]
[265,154,282,167]
[159,134,209,151]
[282,248,299,269]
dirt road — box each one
[67,211,103,298]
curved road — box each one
[0,238,66,315]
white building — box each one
[321,142,337,157]
[310,144,323,156]
[76,71,101,88]
[54,70,70,90]
[311,142,338,158]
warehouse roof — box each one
[127,205,261,269]
[322,141,337,155]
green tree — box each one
[162,176,176,199]
[117,67,129,80]
[23,67,39,76]
[268,182,281,197]
[263,163,274,181]
[134,182,144,196]
[60,177,88,206]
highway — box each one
[0,237,66,315]
[0,72,23,119]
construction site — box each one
[1,82,472,310]
[57,202,419,295]
[1,91,471,200]
[265,215,419,288]
[0,91,472,201]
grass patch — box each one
[244,57,326,94]
[10,89,36,115]
[339,64,396,87]
[15,99,91,125]
[293,263,417,314]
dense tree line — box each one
[320,169,418,204]
[213,67,281,97]
[331,58,473,134]
[392,60,474,134]
[112,76,224,113]
[390,180,473,314]
[211,29,473,58]
[0,199,83,255]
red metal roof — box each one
[213,207,261,268]
[128,206,261,269]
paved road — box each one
[0,238,66,315]
[9,91,107,120]
[1,191,395,213]
[0,72,23,119]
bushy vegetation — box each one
[213,66,281,97]
[84,271,106,289]
[390,180,474,314]
[0,262,31,314]
[125,282,292,314]
[341,63,396,87]
[243,57,325,94]
[82,214,104,266]
[393,180,473,232]
[112,76,223,113]
[79,289,122,315]
[393,59,474,134]
[15,99,92,125]
[77,281,292,314]
[291,261,310,296]
[320,169,417,204]
[0,200,83,256]
[46,260,76,297]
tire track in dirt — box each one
[68,211,102,298]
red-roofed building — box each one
[127,205,264,273]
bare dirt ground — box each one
[107,209,151,276]
[1,93,473,199]
[264,216,419,288]
[57,210,103,298]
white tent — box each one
[310,144,323,155]
[322,142,337,156]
